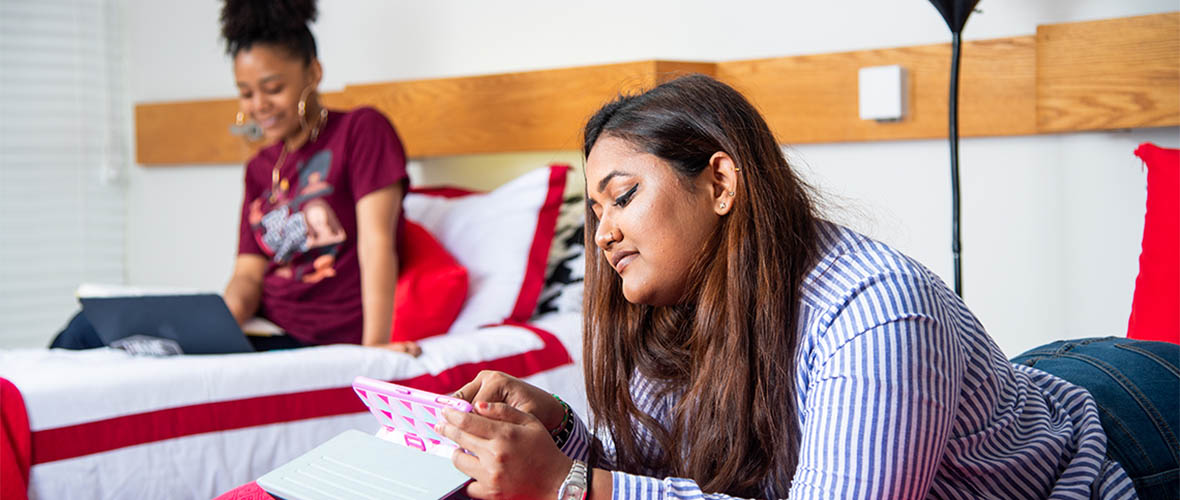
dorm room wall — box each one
[122,0,1178,356]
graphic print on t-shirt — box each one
[248,150,345,284]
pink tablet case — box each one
[352,376,472,457]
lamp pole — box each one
[929,0,979,297]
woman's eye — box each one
[264,86,283,95]
[613,184,638,207]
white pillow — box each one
[403,165,570,333]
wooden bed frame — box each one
[135,13,1178,165]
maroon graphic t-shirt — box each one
[238,107,408,345]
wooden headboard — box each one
[135,13,1178,166]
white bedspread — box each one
[0,312,584,500]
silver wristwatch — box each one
[557,460,589,500]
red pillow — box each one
[402,165,570,333]
[1127,143,1178,344]
[390,219,469,342]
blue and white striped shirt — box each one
[560,221,1136,499]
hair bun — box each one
[221,0,317,46]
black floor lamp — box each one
[929,0,979,297]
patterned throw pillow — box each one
[535,170,586,317]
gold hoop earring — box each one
[230,111,263,142]
[298,86,318,129]
[298,86,329,143]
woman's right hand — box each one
[451,370,566,433]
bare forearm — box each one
[359,244,397,346]
[224,274,262,326]
[355,184,404,347]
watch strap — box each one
[556,459,589,500]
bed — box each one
[1,316,583,500]
[0,164,589,500]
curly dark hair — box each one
[220,0,318,64]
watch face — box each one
[561,484,587,500]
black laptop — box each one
[80,293,255,354]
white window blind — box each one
[0,0,127,347]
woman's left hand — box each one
[368,341,422,357]
[436,401,572,500]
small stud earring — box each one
[728,191,734,197]
[720,202,727,209]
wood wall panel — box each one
[135,62,713,165]
[344,61,714,158]
[135,98,245,165]
[134,13,1178,166]
[135,91,350,165]
[716,36,1036,144]
[1037,13,1180,132]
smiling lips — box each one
[611,250,638,273]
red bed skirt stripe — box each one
[1,377,31,500]
[30,323,571,466]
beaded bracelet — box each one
[550,393,575,448]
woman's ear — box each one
[707,151,738,216]
[308,58,323,89]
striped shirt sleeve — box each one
[559,412,593,462]
[560,412,742,499]
[612,472,743,500]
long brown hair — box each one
[582,75,818,496]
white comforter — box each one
[0,312,584,500]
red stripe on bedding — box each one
[1,378,31,500]
[30,324,572,466]
[511,164,569,321]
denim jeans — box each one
[49,311,104,349]
[1012,337,1179,500]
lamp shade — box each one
[929,0,980,34]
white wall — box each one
[122,0,1178,356]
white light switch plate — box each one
[858,65,907,121]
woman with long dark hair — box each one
[438,74,1176,500]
